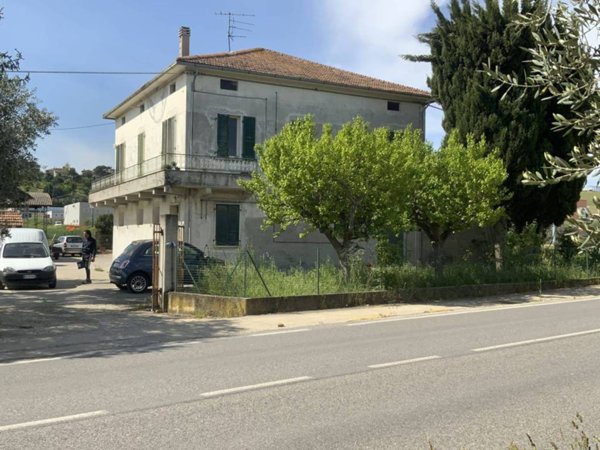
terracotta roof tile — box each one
[0,210,23,227]
[178,48,430,98]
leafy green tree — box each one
[240,116,420,278]
[0,9,56,208]
[406,0,585,231]
[409,130,507,273]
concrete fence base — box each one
[167,278,600,318]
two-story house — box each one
[89,27,431,264]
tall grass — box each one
[187,253,598,297]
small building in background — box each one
[64,202,113,226]
[20,192,52,220]
[45,206,65,224]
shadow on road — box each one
[0,283,243,364]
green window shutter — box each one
[242,116,256,159]
[217,114,229,157]
[227,204,240,244]
[215,204,240,246]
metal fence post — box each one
[317,247,320,295]
[243,252,248,297]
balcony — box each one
[89,153,258,204]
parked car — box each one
[0,229,56,289]
[51,235,84,259]
[109,240,222,293]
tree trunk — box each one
[431,239,444,278]
[322,231,352,282]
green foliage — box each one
[375,233,404,266]
[23,164,114,206]
[556,225,578,262]
[408,0,585,230]
[502,222,544,266]
[410,130,507,272]
[0,9,57,208]
[240,115,420,276]
[95,214,113,250]
[189,254,371,297]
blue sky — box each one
[0,0,445,172]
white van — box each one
[0,228,56,289]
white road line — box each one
[473,328,600,352]
[251,328,311,337]
[347,296,600,327]
[368,355,441,369]
[0,410,109,432]
[201,376,313,398]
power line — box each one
[6,69,175,75]
[51,123,112,131]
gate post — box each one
[159,214,178,311]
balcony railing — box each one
[91,153,258,192]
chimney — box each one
[179,26,190,57]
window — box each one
[139,104,145,113]
[387,101,400,111]
[169,83,176,94]
[137,133,145,174]
[220,79,238,91]
[217,114,256,159]
[121,116,126,125]
[215,204,240,246]
[115,143,126,173]
[162,117,176,155]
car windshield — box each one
[66,237,83,243]
[3,242,49,258]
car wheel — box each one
[127,273,149,294]
[48,280,56,289]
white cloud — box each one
[316,0,448,147]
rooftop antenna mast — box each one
[215,12,254,52]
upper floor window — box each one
[121,116,126,125]
[162,117,176,154]
[115,143,126,173]
[220,79,238,91]
[387,101,400,111]
[217,114,256,159]
[169,83,176,94]
[139,104,145,113]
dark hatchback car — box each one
[109,240,222,293]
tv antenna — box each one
[215,12,255,52]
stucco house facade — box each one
[89,27,431,265]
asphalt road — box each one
[2,296,600,449]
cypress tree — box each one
[407,0,584,231]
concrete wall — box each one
[113,74,187,170]
[109,71,425,263]
[168,278,600,317]
[187,73,425,158]
[64,202,113,226]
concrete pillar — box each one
[159,214,178,311]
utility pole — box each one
[215,12,254,52]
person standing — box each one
[81,230,97,284]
